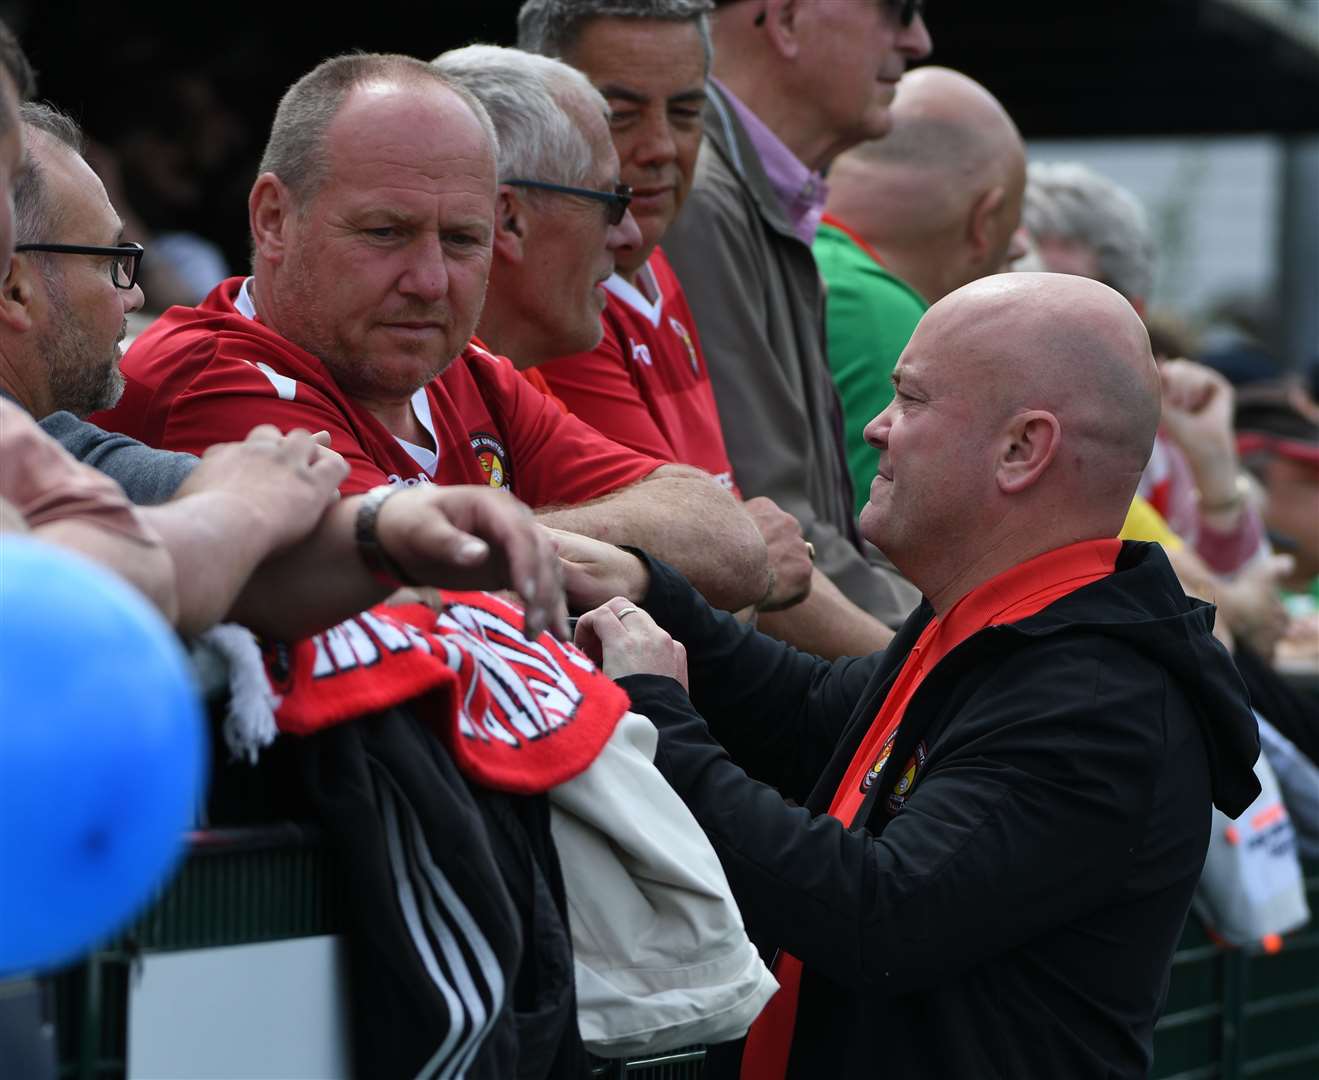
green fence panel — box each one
[53,832,1317,1080]
[1152,868,1319,1080]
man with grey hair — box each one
[98,50,773,615]
[433,44,643,367]
[658,0,934,657]
[519,0,714,63]
[1024,161,1268,578]
[1024,161,1155,302]
[516,0,832,633]
[818,66,1027,514]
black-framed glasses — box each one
[502,180,633,227]
[13,241,144,290]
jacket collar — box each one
[702,81,808,249]
[810,542,1260,820]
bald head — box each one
[840,67,1021,177]
[825,67,1027,303]
[932,272,1159,508]
[861,273,1159,607]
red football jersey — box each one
[95,277,661,502]
[539,248,739,494]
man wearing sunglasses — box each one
[657,0,931,656]
[433,45,644,370]
[97,52,772,616]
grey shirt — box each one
[39,411,197,505]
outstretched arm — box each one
[563,541,880,799]
[599,614,1200,995]
[0,400,177,622]
[538,463,771,612]
[757,568,895,656]
[139,426,348,637]
[230,484,567,642]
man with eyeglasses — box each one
[516,1,735,489]
[11,239,144,421]
[1,98,568,641]
[435,43,810,619]
[97,51,773,616]
[433,45,644,372]
[655,0,932,657]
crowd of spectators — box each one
[2,1,1316,1077]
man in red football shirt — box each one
[4,100,570,641]
[517,1,733,484]
[435,40,810,617]
[95,52,771,614]
[517,0,908,649]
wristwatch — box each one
[354,484,417,588]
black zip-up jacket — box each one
[619,542,1260,1079]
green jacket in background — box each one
[813,221,928,516]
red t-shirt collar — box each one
[820,212,887,269]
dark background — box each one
[16,0,1318,136]
[7,0,1318,288]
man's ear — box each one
[492,187,527,264]
[250,173,294,265]
[967,185,1007,265]
[996,409,1060,494]
[0,253,40,334]
[762,0,803,60]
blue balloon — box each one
[0,536,207,975]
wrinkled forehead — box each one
[327,81,498,184]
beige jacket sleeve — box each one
[548,709,778,1056]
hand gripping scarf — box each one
[264,592,629,794]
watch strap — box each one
[355,484,416,588]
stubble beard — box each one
[38,274,125,418]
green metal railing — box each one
[50,830,1318,1080]
[1152,867,1319,1080]
[53,826,347,1080]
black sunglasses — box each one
[888,0,925,26]
[502,180,633,227]
[754,0,924,28]
[13,241,144,290]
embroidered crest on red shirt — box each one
[668,316,700,375]
[470,432,513,490]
